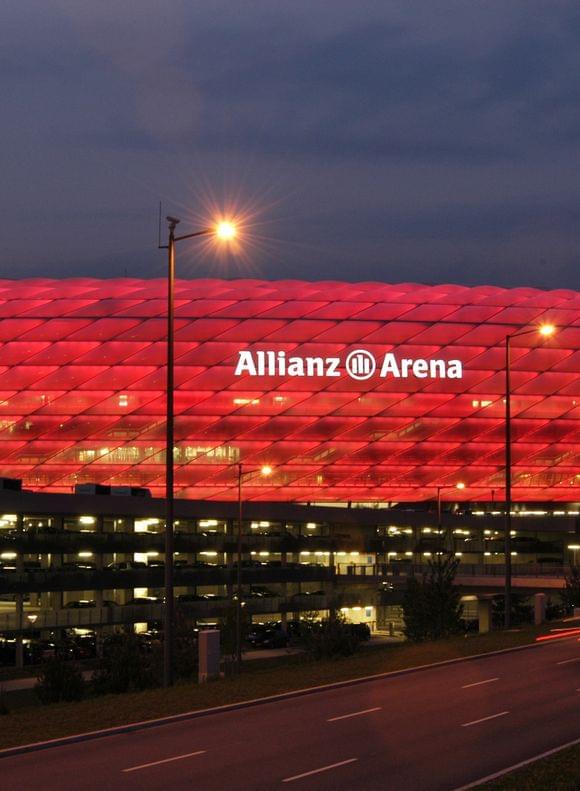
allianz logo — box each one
[234,349,463,381]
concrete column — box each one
[95,628,104,658]
[14,512,25,668]
[478,597,492,634]
[328,549,337,611]
[280,550,288,632]
[226,518,234,601]
[14,592,24,668]
[50,549,64,612]
[94,515,104,607]
[534,592,546,625]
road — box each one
[1,638,579,790]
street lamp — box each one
[504,323,555,628]
[235,463,272,672]
[159,214,237,688]
[436,482,465,551]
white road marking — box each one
[451,736,580,791]
[282,758,358,783]
[461,677,499,689]
[122,749,206,772]
[556,657,580,665]
[327,706,382,722]
[461,711,509,728]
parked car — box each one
[246,622,288,649]
[178,593,208,602]
[292,589,325,598]
[65,599,96,609]
[125,595,164,605]
[248,586,277,598]
[348,623,371,641]
[106,560,147,571]
[137,629,163,651]
[61,561,96,570]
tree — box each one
[173,608,199,679]
[403,554,464,642]
[561,566,580,614]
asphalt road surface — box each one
[1,637,579,790]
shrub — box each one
[0,686,9,715]
[35,658,85,704]
[173,610,198,679]
[403,554,464,642]
[561,566,580,614]
[546,596,567,621]
[302,612,361,659]
[93,633,160,694]
[492,593,533,627]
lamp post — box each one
[503,323,555,628]
[235,463,272,673]
[436,482,465,551]
[159,216,237,688]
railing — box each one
[0,594,335,633]
[336,564,381,577]
[335,562,569,580]
[0,564,336,594]
[0,604,164,632]
[455,563,568,578]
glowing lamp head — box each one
[260,465,273,477]
[456,482,466,490]
[538,324,555,337]
[215,221,236,241]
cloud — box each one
[0,1,580,290]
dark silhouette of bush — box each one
[492,593,533,627]
[561,566,580,614]
[35,658,85,704]
[302,612,362,659]
[403,555,464,642]
[93,633,160,694]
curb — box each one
[0,636,571,759]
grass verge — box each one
[481,742,580,790]
[0,624,560,751]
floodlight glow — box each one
[215,221,236,241]
[539,324,555,336]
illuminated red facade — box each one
[0,278,579,502]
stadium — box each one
[0,277,578,503]
[0,278,578,664]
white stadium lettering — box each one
[234,351,463,380]
[326,357,341,377]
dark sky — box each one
[2,1,580,289]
